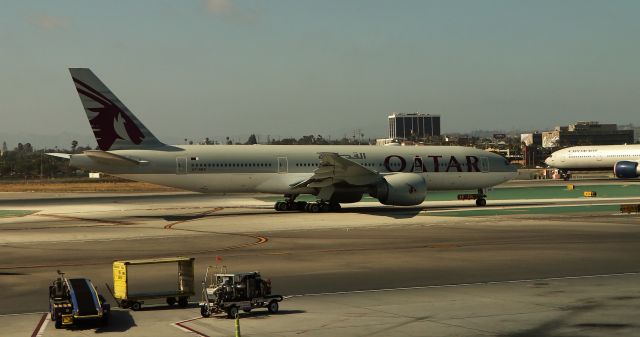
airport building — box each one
[541,121,634,148]
[388,113,440,140]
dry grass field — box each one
[0,178,179,193]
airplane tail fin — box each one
[69,68,165,151]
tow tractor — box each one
[199,267,283,318]
[49,270,110,329]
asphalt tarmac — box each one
[1,180,639,336]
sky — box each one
[1,0,640,148]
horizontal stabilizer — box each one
[45,153,72,160]
[84,150,149,166]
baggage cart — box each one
[112,257,195,310]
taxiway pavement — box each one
[1,181,639,336]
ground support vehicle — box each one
[457,193,487,206]
[621,204,640,214]
[111,257,195,310]
[199,268,283,318]
[49,271,110,329]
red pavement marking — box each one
[30,313,48,337]
[174,317,210,337]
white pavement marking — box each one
[35,316,50,337]
[0,311,46,317]
[285,271,640,298]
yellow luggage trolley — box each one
[112,257,195,310]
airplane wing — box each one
[292,152,382,188]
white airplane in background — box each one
[545,144,640,179]
[48,68,517,212]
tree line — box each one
[0,141,92,179]
[198,134,370,145]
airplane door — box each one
[480,157,490,173]
[176,157,187,174]
[277,157,288,173]
[413,156,424,173]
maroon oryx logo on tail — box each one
[73,77,144,151]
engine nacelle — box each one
[372,173,427,206]
[614,161,640,178]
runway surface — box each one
[1,180,640,336]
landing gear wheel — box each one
[227,306,239,319]
[166,297,176,306]
[200,305,211,318]
[295,201,307,211]
[309,203,321,213]
[476,198,487,207]
[131,302,142,311]
[268,300,279,313]
[178,297,189,307]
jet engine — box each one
[614,161,640,178]
[371,173,427,206]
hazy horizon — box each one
[2,0,639,148]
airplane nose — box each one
[544,157,551,165]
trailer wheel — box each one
[54,317,62,329]
[200,305,211,318]
[166,297,176,306]
[227,306,239,319]
[101,313,109,325]
[243,308,252,313]
[120,300,130,309]
[178,297,189,307]
[131,302,142,311]
[267,300,279,314]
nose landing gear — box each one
[475,188,487,207]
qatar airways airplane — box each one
[545,145,640,179]
[48,68,517,212]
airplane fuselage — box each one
[545,145,640,171]
[71,144,516,195]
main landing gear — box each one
[274,195,341,213]
[475,188,487,207]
